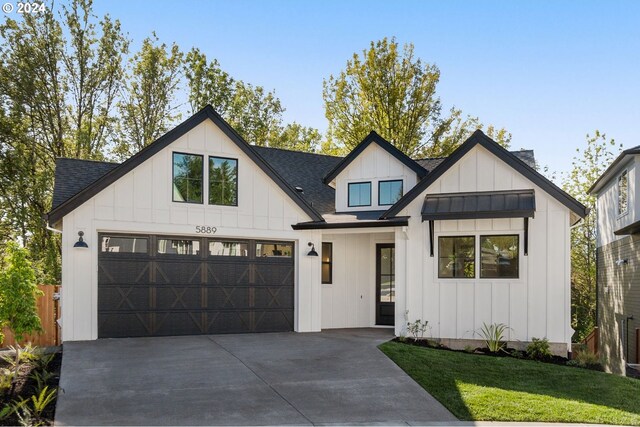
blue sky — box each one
[91,1,639,176]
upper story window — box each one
[173,152,203,203]
[209,156,238,206]
[348,182,371,207]
[378,180,403,205]
[618,170,628,216]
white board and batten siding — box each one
[333,143,418,212]
[395,144,573,346]
[60,120,322,341]
[596,156,638,248]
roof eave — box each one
[588,149,640,195]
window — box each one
[157,239,200,255]
[101,236,148,253]
[209,156,238,206]
[618,170,628,216]
[209,240,248,257]
[322,242,333,284]
[480,235,519,278]
[348,182,371,207]
[173,153,203,203]
[438,236,475,278]
[378,180,403,205]
[256,242,293,258]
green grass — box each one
[380,341,640,425]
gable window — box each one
[618,170,628,216]
[209,156,238,206]
[438,236,475,278]
[480,235,519,278]
[322,242,333,284]
[348,182,371,207]
[379,180,403,205]
[173,153,203,203]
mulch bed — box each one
[0,350,62,426]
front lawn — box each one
[380,341,640,425]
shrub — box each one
[477,323,508,353]
[526,337,553,361]
[569,349,603,371]
[406,319,429,339]
[0,242,43,343]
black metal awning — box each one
[422,189,536,257]
[421,189,536,221]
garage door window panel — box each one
[209,240,248,257]
[101,236,148,254]
[173,153,203,204]
[256,242,293,258]
[157,238,201,256]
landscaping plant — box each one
[526,337,553,361]
[406,319,429,340]
[477,322,509,353]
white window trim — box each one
[433,229,525,283]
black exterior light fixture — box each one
[307,242,318,256]
[74,231,88,248]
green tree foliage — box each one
[0,0,129,281]
[0,242,43,343]
[114,33,183,159]
[562,131,621,342]
[185,48,322,151]
[322,37,510,157]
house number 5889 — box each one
[195,226,217,234]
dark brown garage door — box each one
[98,234,294,338]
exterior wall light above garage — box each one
[73,231,88,249]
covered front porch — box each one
[319,229,397,330]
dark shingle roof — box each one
[251,147,341,214]
[51,146,538,217]
[52,158,119,209]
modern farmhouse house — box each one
[47,106,587,354]
[590,147,640,374]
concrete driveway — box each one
[55,328,456,426]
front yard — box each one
[380,341,640,426]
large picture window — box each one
[480,235,519,278]
[348,182,371,207]
[378,180,403,205]
[322,242,333,284]
[618,170,628,216]
[438,236,475,278]
[209,156,238,206]
[172,153,203,203]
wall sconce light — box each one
[307,242,318,256]
[74,231,88,249]
[615,258,628,266]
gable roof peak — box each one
[322,131,427,184]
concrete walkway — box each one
[55,328,456,426]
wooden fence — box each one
[1,285,60,348]
[583,327,599,356]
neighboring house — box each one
[590,147,640,374]
[47,105,587,355]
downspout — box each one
[626,315,634,364]
[46,224,62,234]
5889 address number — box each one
[195,226,217,234]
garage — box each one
[97,234,295,338]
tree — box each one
[0,242,42,343]
[0,0,129,282]
[114,33,183,159]
[323,37,510,157]
[562,131,621,342]
[184,49,322,151]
